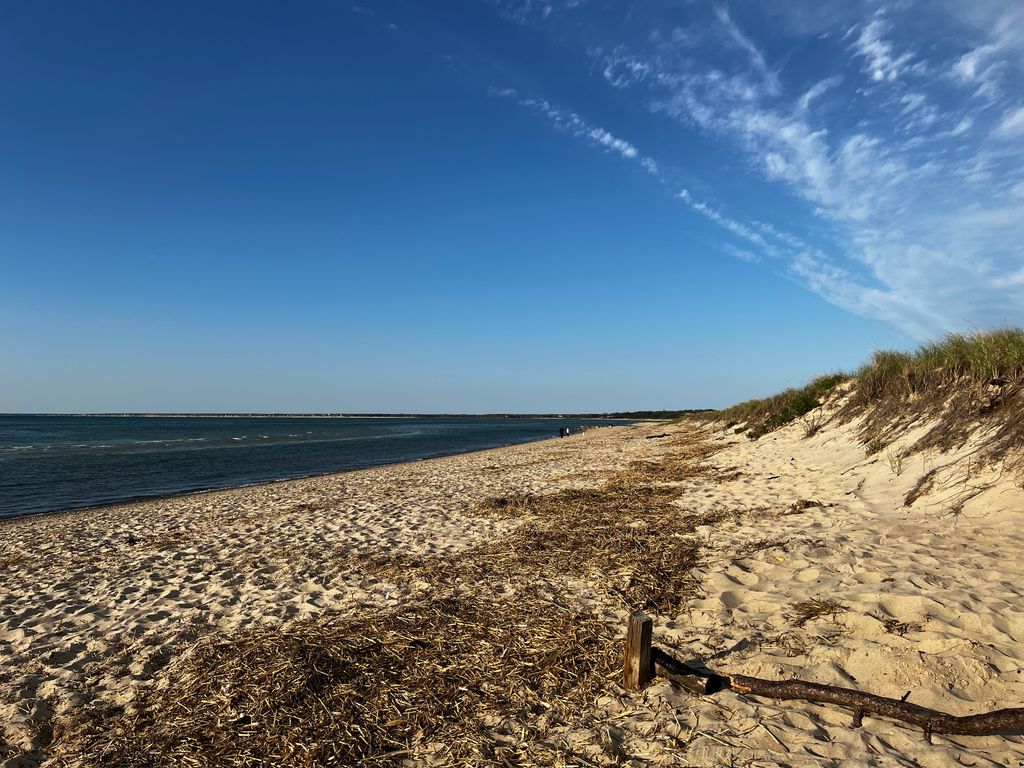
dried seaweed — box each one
[366,443,723,616]
[49,426,727,767]
[55,588,618,768]
[786,599,847,628]
[879,617,919,637]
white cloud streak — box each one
[797,76,842,113]
[492,3,1024,338]
[494,88,657,169]
[996,107,1024,139]
[945,2,1024,101]
[720,243,761,263]
[850,17,915,83]
[677,189,779,257]
[714,6,779,93]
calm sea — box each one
[0,415,624,520]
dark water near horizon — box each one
[0,415,626,520]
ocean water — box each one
[0,415,623,520]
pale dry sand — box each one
[3,409,1024,767]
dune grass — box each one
[851,328,1024,405]
[716,373,848,440]
[845,329,1024,456]
[711,329,1024,459]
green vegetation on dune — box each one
[852,328,1024,405]
[714,373,848,439]
[706,329,1024,460]
[845,329,1024,458]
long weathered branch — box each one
[652,646,1024,740]
[727,672,1024,740]
[650,647,725,696]
[618,611,1024,742]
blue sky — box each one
[2,1,1022,412]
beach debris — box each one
[786,499,822,514]
[626,614,1024,742]
[786,598,847,628]
[50,425,724,767]
[645,433,670,440]
[54,588,620,767]
[875,614,920,636]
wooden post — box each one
[623,613,653,689]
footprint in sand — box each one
[719,590,742,609]
[796,567,821,582]
[43,643,87,667]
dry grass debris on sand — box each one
[786,599,847,629]
[42,425,730,767]
[57,589,617,767]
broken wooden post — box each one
[623,613,653,689]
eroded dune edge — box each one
[2,403,1023,767]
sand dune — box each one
[647,408,1024,766]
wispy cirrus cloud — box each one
[677,189,780,257]
[720,243,761,263]
[996,107,1024,139]
[488,1,1024,339]
[849,16,916,83]
[714,6,779,93]
[944,2,1024,102]
[796,76,842,113]
[491,87,658,170]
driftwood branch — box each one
[651,647,724,696]
[625,615,1024,740]
[726,673,1024,741]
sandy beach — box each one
[6,1,1021,763]
[3,410,1024,766]
[1,425,664,765]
